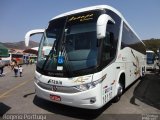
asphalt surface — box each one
[0,65,160,120]
[133,72,160,110]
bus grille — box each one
[37,81,80,93]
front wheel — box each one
[112,82,123,103]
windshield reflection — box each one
[37,11,100,77]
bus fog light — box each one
[90,97,96,104]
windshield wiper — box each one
[42,40,57,70]
[61,41,74,77]
[58,18,74,77]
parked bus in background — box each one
[11,53,24,65]
[23,54,37,64]
[1,54,10,66]
[29,55,37,64]
[2,53,24,66]
[25,5,146,109]
[23,54,29,64]
[146,50,157,70]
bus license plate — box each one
[50,95,61,101]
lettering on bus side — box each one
[48,72,64,77]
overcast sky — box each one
[0,0,160,42]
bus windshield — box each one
[147,52,154,64]
[37,11,101,77]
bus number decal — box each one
[103,86,112,103]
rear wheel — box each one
[142,66,145,76]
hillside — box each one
[143,38,160,53]
[0,41,39,50]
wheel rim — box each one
[117,83,123,97]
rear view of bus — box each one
[25,5,146,109]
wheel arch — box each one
[116,71,126,91]
[112,71,126,102]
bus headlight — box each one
[74,74,106,91]
[74,83,95,91]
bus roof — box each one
[146,50,154,53]
[50,5,142,42]
[51,5,122,20]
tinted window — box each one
[121,22,146,54]
[100,10,121,68]
[104,10,121,50]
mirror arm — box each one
[97,14,115,39]
[25,29,45,47]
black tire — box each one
[112,82,123,103]
[142,67,145,76]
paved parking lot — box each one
[0,65,160,120]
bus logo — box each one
[52,85,57,91]
[48,79,62,85]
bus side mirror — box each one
[25,29,45,47]
[97,14,115,39]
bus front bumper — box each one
[34,82,102,109]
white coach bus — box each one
[25,5,146,109]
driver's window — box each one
[102,32,112,61]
